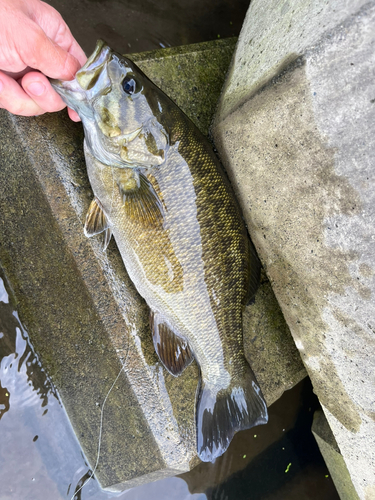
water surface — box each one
[0,274,339,500]
[45,0,250,54]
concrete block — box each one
[0,39,305,490]
[212,2,375,498]
[312,411,360,500]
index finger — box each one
[18,23,83,81]
[33,1,87,67]
[65,40,87,68]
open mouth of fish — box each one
[50,40,168,168]
[75,40,112,91]
[50,39,111,98]
[50,40,143,144]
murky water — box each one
[45,0,250,55]
[0,272,338,499]
[0,277,204,500]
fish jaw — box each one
[50,77,93,121]
[50,39,170,169]
[75,39,111,90]
[50,40,112,122]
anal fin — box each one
[150,311,194,376]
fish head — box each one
[50,40,170,169]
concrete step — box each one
[0,38,305,490]
[212,2,375,499]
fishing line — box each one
[70,352,129,500]
[72,150,123,500]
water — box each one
[0,276,204,500]
[45,0,250,55]
[0,272,338,499]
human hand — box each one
[0,0,87,121]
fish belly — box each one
[85,142,268,462]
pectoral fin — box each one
[103,227,113,251]
[84,197,112,250]
[118,170,164,227]
[150,311,194,376]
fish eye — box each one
[122,74,141,95]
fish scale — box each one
[51,39,268,462]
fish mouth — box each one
[80,39,108,72]
[49,76,84,108]
[75,40,112,90]
[50,39,112,93]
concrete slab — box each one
[212,2,375,498]
[312,411,360,500]
[0,39,305,489]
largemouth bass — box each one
[51,40,268,462]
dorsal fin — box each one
[150,311,194,376]
[84,197,112,250]
[117,170,164,227]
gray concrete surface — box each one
[0,39,305,490]
[312,411,360,500]
[212,2,375,498]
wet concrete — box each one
[312,411,361,500]
[0,273,338,499]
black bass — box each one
[51,40,268,462]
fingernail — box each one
[0,80,3,93]
[27,82,45,96]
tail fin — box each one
[196,365,268,462]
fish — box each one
[51,40,268,462]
